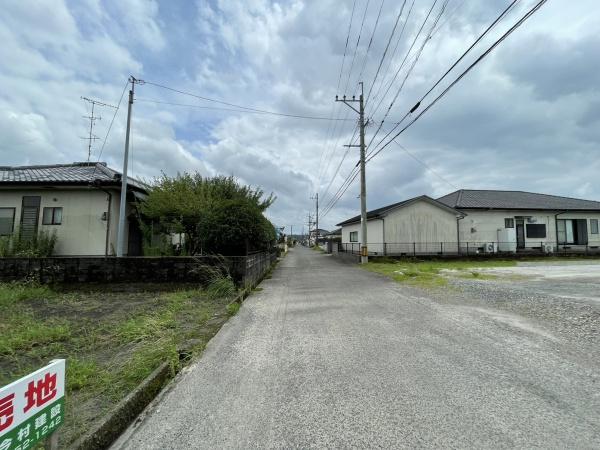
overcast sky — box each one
[1,0,599,232]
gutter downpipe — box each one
[555,211,567,252]
[457,215,465,255]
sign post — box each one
[0,360,65,450]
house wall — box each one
[0,187,131,256]
[340,199,459,254]
[458,210,600,248]
[341,219,384,253]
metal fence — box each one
[339,242,600,257]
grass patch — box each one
[226,302,241,316]
[0,281,234,446]
[362,259,517,288]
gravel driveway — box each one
[113,248,600,449]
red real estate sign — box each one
[0,360,65,450]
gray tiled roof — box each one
[0,162,148,191]
[437,189,600,211]
[336,195,462,226]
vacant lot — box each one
[0,281,237,446]
[364,258,600,356]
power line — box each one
[368,0,522,157]
[136,98,355,121]
[343,0,371,94]
[142,81,354,122]
[364,0,408,106]
[317,0,359,191]
[355,0,386,85]
[92,79,129,178]
[366,0,447,146]
[368,0,416,109]
[369,0,548,163]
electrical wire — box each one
[368,0,548,163]
[136,98,354,121]
[364,0,408,106]
[368,0,522,158]
[343,0,372,94]
[355,0,386,86]
[366,0,447,147]
[368,0,416,108]
[317,0,358,190]
[92,79,129,178]
[143,82,357,121]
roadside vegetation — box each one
[0,278,236,446]
[0,228,57,257]
[362,259,517,288]
[139,174,276,256]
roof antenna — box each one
[81,97,117,162]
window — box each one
[0,208,15,235]
[591,219,599,235]
[526,224,546,238]
[504,218,514,228]
[42,207,62,225]
[557,219,588,245]
[349,231,358,242]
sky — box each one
[1,0,599,233]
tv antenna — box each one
[81,97,117,161]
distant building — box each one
[337,190,600,255]
[0,162,148,256]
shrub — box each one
[0,229,58,257]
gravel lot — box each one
[441,261,600,359]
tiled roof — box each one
[0,162,148,191]
[437,189,600,211]
[336,195,462,226]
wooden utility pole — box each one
[336,81,368,263]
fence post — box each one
[440,242,443,255]
[384,242,387,256]
[413,242,416,257]
[466,242,469,256]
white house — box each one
[337,190,600,255]
[0,162,148,256]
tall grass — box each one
[0,229,58,257]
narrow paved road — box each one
[114,247,599,449]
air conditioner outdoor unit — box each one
[483,242,497,253]
[541,243,554,253]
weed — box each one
[226,302,241,316]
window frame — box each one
[42,207,63,225]
[0,207,16,235]
[526,223,546,239]
[504,218,514,228]
[349,231,358,242]
[591,219,599,235]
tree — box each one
[139,173,276,255]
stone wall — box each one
[0,252,277,286]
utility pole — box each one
[311,193,319,245]
[117,76,144,257]
[81,97,117,162]
[307,213,314,246]
[336,81,368,263]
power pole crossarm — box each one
[336,82,368,263]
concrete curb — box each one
[69,361,173,450]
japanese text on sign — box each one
[0,360,65,450]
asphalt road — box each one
[113,247,600,449]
